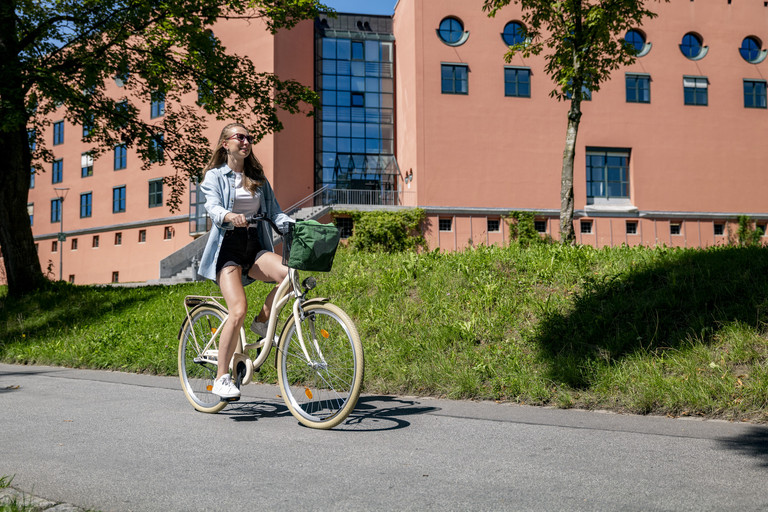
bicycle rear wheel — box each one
[277,302,364,429]
[178,303,236,413]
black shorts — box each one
[215,227,268,282]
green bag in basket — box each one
[284,220,341,272]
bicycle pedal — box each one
[221,396,240,403]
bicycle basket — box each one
[282,220,341,272]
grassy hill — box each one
[2,243,767,422]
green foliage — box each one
[506,211,550,245]
[2,244,768,422]
[335,208,427,253]
[1,0,327,298]
[735,215,764,247]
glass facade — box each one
[315,15,399,205]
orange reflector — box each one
[211,328,217,334]
[305,387,313,399]
[206,385,213,391]
[320,329,330,338]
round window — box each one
[740,36,762,63]
[502,21,526,46]
[438,17,465,45]
[624,29,646,54]
[680,33,704,59]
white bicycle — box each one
[177,216,363,429]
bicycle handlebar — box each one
[245,214,283,235]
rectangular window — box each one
[744,80,767,109]
[68,275,75,283]
[112,271,119,283]
[148,179,163,207]
[51,198,62,223]
[714,223,725,236]
[164,226,174,240]
[586,149,630,201]
[150,133,164,163]
[487,218,500,232]
[114,232,122,245]
[441,64,468,95]
[52,159,63,184]
[92,235,100,248]
[81,152,93,177]
[534,220,547,233]
[626,221,638,235]
[82,115,93,139]
[670,222,682,235]
[683,76,708,106]
[53,121,64,145]
[52,241,58,253]
[113,186,126,213]
[504,67,531,97]
[150,92,165,118]
[28,203,34,226]
[80,192,92,218]
[580,220,593,234]
[757,223,767,237]
[351,41,364,60]
[138,229,146,243]
[626,74,650,103]
[30,168,35,188]
[439,218,453,231]
[114,144,127,170]
[71,238,78,251]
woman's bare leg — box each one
[247,252,288,322]
[216,266,248,380]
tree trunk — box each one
[559,98,581,243]
[0,2,48,297]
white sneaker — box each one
[212,374,240,400]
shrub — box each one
[335,208,427,253]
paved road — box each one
[1,363,767,511]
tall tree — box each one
[483,0,665,242]
[0,0,326,297]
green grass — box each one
[2,243,767,422]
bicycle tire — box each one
[277,302,364,429]
[178,303,238,413]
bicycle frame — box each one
[182,267,326,386]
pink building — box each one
[9,0,768,285]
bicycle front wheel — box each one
[178,303,234,413]
[277,302,364,429]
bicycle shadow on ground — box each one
[332,395,441,432]
[219,395,440,431]
[534,246,768,388]
[717,426,768,469]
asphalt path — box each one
[1,363,767,511]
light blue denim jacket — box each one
[197,164,293,282]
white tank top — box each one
[232,171,261,215]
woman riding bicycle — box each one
[197,122,293,400]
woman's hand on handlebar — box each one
[224,212,249,228]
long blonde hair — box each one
[203,122,264,195]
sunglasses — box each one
[227,133,255,144]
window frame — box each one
[52,120,64,145]
[683,76,708,106]
[80,192,92,218]
[114,144,127,170]
[504,66,531,98]
[625,73,651,103]
[50,198,62,223]
[586,148,631,204]
[52,159,63,184]
[112,185,126,213]
[150,92,165,118]
[744,79,767,109]
[149,179,163,208]
[441,63,469,95]
[501,21,526,46]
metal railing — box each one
[321,188,414,207]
